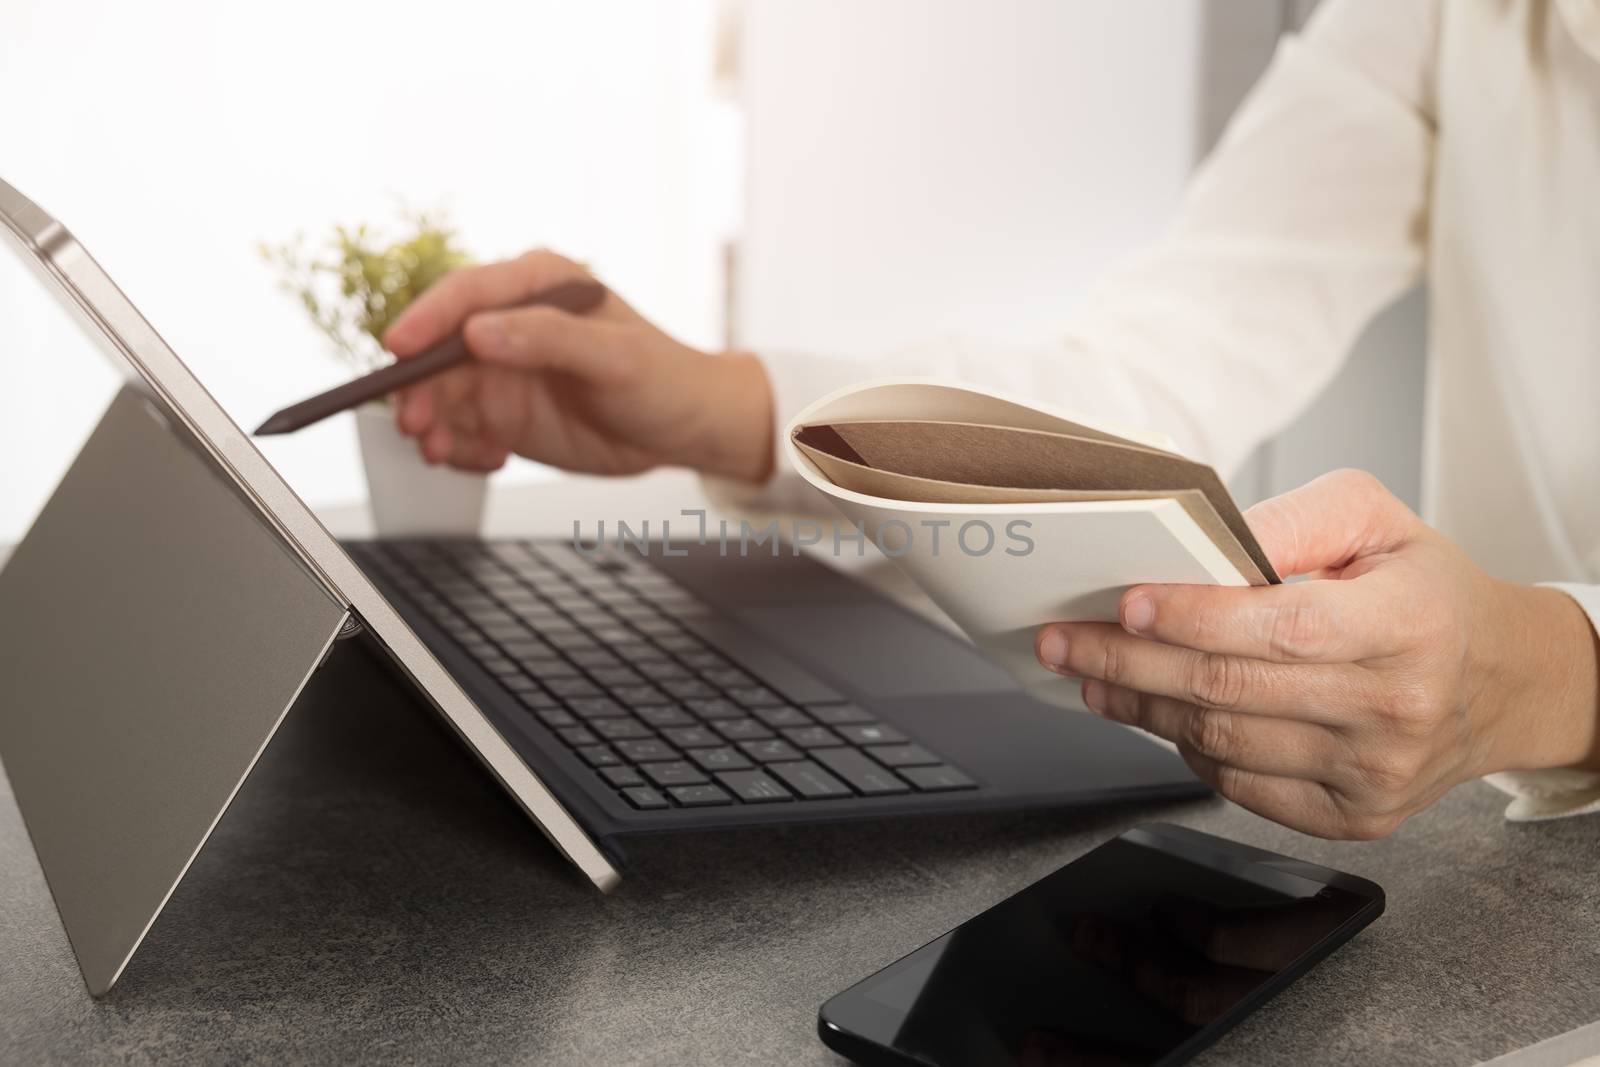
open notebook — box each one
[783,379,1278,708]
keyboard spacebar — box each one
[682,616,844,704]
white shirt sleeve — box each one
[1485,583,1600,821]
[708,0,1439,515]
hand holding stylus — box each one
[255,278,609,435]
[377,249,775,481]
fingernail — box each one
[1123,593,1155,634]
[1038,628,1070,672]
[1082,678,1106,715]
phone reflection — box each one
[1018,892,1349,1065]
[869,839,1368,1067]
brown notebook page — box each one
[793,420,1280,584]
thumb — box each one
[1244,469,1419,578]
[462,306,638,387]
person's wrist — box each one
[680,349,775,484]
[1476,581,1600,774]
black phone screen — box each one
[819,824,1383,1067]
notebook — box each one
[783,379,1278,708]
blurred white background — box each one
[0,0,1421,544]
[0,0,735,540]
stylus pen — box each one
[253,278,608,436]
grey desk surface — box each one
[3,474,1600,1066]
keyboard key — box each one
[536,707,578,729]
[808,703,875,725]
[601,766,644,788]
[484,585,532,603]
[637,588,698,606]
[568,649,623,670]
[701,667,757,689]
[499,675,544,694]
[715,718,775,742]
[547,633,599,653]
[768,760,852,799]
[589,666,645,688]
[835,722,907,746]
[685,698,743,721]
[566,697,628,720]
[517,690,561,711]
[556,725,599,747]
[781,725,843,749]
[642,761,709,787]
[679,650,733,672]
[727,685,784,708]
[488,544,537,566]
[814,748,911,795]
[615,739,678,763]
[738,739,803,763]
[500,674,543,692]
[661,726,720,749]
[621,785,669,810]
[592,718,654,741]
[867,744,941,767]
[522,658,580,678]
[607,638,664,661]
[576,745,622,768]
[611,684,667,705]
[478,655,519,675]
[689,747,753,772]
[547,678,603,699]
[663,679,718,700]
[663,599,713,620]
[716,770,793,803]
[667,784,733,807]
[752,706,811,728]
[499,639,555,659]
[900,765,977,792]
[635,659,692,681]
[636,704,694,728]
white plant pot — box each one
[355,405,488,538]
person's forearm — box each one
[685,350,775,485]
[1478,583,1600,774]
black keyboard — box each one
[347,539,978,812]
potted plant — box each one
[262,213,489,537]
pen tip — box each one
[254,412,293,436]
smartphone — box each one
[818,824,1384,1067]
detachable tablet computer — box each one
[0,178,1204,996]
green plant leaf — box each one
[261,207,477,375]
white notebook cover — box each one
[783,379,1250,709]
